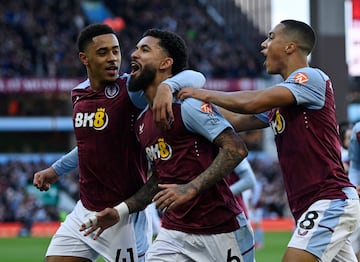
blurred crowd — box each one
[1,0,266,117]
[0,0,264,79]
[0,160,79,234]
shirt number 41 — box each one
[115,248,135,262]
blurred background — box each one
[0,0,359,238]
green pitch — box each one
[0,231,291,262]
[255,231,292,261]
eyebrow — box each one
[136,43,152,50]
[96,45,120,51]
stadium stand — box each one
[0,0,265,79]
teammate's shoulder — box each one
[180,98,218,116]
[289,67,329,85]
[73,78,90,90]
[180,97,202,110]
[118,72,130,81]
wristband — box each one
[114,202,129,217]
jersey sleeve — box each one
[278,68,327,109]
[230,158,256,195]
[126,70,206,109]
[124,73,148,109]
[51,147,79,176]
[255,112,269,124]
[349,122,360,162]
[161,70,206,93]
[180,98,233,142]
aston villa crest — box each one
[105,83,119,98]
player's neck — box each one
[145,73,172,107]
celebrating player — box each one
[80,29,254,262]
[178,19,360,262]
[33,23,205,262]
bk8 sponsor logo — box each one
[74,108,109,130]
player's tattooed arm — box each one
[153,127,248,212]
[189,127,248,192]
[125,170,161,213]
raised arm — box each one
[153,70,206,129]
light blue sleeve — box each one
[181,98,233,142]
[127,70,206,109]
[51,147,78,176]
[279,67,327,110]
[230,158,256,195]
[349,122,360,180]
[255,112,269,124]
[161,70,206,93]
[124,73,148,109]
[250,180,263,206]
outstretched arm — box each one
[218,107,268,132]
[178,85,295,114]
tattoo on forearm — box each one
[190,128,247,193]
[126,172,160,213]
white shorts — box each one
[46,201,152,262]
[288,187,360,262]
[349,222,360,254]
[146,213,253,262]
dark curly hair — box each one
[77,23,118,52]
[142,29,188,75]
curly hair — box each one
[143,29,188,75]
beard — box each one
[128,65,157,92]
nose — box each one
[108,52,119,62]
[261,39,267,49]
[131,49,139,59]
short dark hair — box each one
[77,23,117,52]
[281,20,316,54]
[142,29,188,75]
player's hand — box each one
[152,83,174,130]
[153,184,197,212]
[177,87,204,101]
[80,207,120,240]
[33,167,59,191]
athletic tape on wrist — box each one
[114,202,129,217]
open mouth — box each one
[130,61,141,75]
[105,65,118,75]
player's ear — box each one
[160,57,173,70]
[79,52,88,65]
[284,42,296,54]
